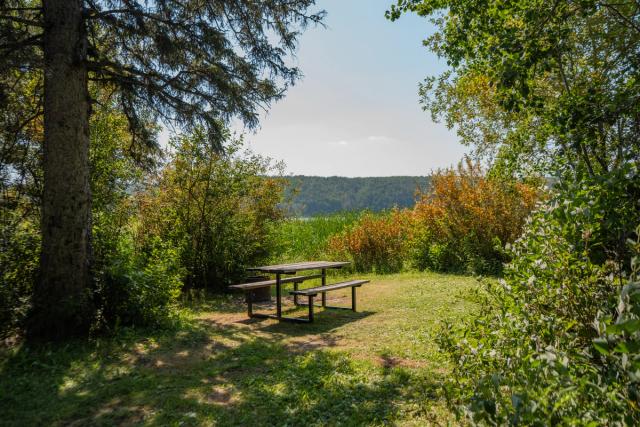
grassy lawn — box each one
[0,272,477,426]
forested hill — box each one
[283,175,430,216]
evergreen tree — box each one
[0,0,323,340]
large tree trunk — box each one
[29,0,94,340]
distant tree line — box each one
[283,175,431,216]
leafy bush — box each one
[327,210,411,273]
[411,159,538,275]
[96,236,183,328]
[1,110,285,333]
[137,129,285,291]
[593,228,640,417]
[438,167,640,425]
[0,205,39,338]
[89,105,184,329]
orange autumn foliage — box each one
[324,159,538,275]
[411,159,539,273]
[327,209,412,273]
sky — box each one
[239,0,468,177]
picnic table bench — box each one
[229,261,369,323]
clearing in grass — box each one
[0,271,477,426]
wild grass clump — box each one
[269,212,361,262]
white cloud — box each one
[365,135,397,145]
[328,139,349,146]
[366,135,390,142]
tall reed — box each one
[269,212,362,262]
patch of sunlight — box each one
[93,398,122,417]
[104,366,132,380]
[185,384,241,406]
[133,339,159,355]
[270,382,287,397]
[176,330,192,339]
[58,377,78,394]
[183,387,202,402]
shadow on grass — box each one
[0,300,445,426]
[193,291,377,337]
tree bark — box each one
[29,0,94,340]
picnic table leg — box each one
[308,295,315,322]
[276,273,282,318]
[293,281,299,306]
[352,286,357,312]
[321,268,327,307]
[248,297,253,317]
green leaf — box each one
[593,339,610,355]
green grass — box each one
[0,271,478,426]
[269,212,362,262]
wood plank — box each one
[229,280,274,290]
[247,261,350,274]
[229,273,323,291]
[290,279,369,296]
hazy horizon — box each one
[235,0,468,177]
[283,174,431,178]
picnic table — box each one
[229,261,369,323]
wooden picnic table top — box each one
[247,261,350,274]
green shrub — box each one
[593,229,640,417]
[96,236,183,328]
[89,105,184,329]
[0,206,39,338]
[137,129,285,291]
[438,167,640,425]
